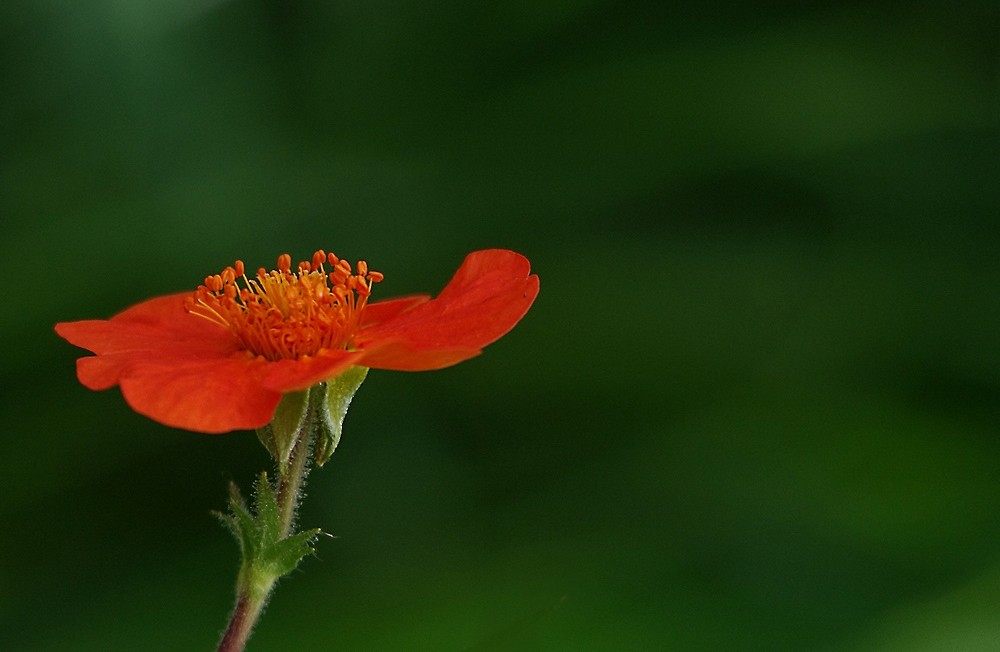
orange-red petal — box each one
[56,293,240,401]
[360,295,430,327]
[354,341,483,371]
[117,355,278,433]
[76,352,145,390]
[354,249,538,370]
[55,293,233,356]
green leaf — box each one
[263,528,323,577]
[217,473,321,599]
[252,472,282,544]
[255,389,309,470]
[315,365,369,467]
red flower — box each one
[55,249,539,433]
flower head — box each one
[56,249,538,433]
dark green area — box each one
[2,1,999,649]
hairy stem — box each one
[217,594,266,652]
[276,410,313,538]
[217,387,320,652]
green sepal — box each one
[314,365,369,467]
[216,472,321,600]
[256,390,310,472]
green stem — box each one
[276,413,313,539]
[217,387,320,652]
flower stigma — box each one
[186,250,384,361]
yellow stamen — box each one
[186,250,383,361]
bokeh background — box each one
[3,1,999,650]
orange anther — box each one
[187,248,384,361]
[331,268,349,285]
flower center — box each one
[186,250,383,361]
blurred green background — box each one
[3,1,999,650]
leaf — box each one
[217,472,321,597]
[264,528,323,577]
[252,472,282,544]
